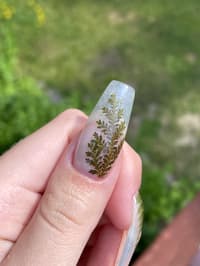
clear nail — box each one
[116,194,143,266]
[73,80,135,178]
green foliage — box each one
[134,162,200,257]
[0,28,68,153]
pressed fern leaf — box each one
[85,93,126,177]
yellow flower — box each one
[27,1,46,26]
[3,8,11,19]
[1,4,14,20]
[35,5,45,25]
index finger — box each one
[0,109,87,260]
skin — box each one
[0,109,142,266]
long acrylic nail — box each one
[73,80,135,178]
[116,194,143,266]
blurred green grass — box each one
[1,0,200,259]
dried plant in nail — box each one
[86,94,126,177]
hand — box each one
[0,109,141,266]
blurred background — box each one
[0,0,200,261]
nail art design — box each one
[74,80,135,177]
[85,93,126,177]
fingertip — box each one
[123,142,142,188]
[106,142,142,230]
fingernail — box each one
[116,194,143,266]
[73,80,135,178]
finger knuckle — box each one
[39,181,91,234]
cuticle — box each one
[66,136,116,184]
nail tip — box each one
[105,80,135,125]
[109,80,136,96]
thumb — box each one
[3,81,134,266]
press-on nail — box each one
[73,80,135,178]
[116,194,143,266]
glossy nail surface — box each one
[73,80,135,178]
[116,194,143,266]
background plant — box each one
[0,0,200,260]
